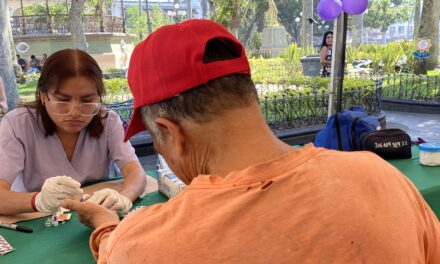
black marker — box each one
[0,222,33,233]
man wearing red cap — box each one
[63,20,440,263]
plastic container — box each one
[419,143,440,166]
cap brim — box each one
[124,108,146,142]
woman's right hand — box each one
[35,176,83,213]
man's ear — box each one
[154,117,186,157]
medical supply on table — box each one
[0,223,33,233]
[419,143,440,166]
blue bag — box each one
[314,106,380,151]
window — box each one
[398,26,404,34]
[390,26,395,35]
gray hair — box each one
[140,104,165,144]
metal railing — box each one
[260,85,381,131]
[379,74,440,102]
[106,84,381,132]
[11,14,124,35]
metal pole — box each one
[145,0,152,34]
[328,12,348,116]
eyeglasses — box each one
[45,91,102,116]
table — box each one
[2,146,439,263]
[388,146,440,219]
[0,191,168,263]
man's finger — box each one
[60,199,81,211]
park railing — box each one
[260,85,381,131]
[11,14,124,35]
[379,74,440,102]
[106,84,381,132]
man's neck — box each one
[188,103,293,178]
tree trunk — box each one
[69,0,87,51]
[351,14,363,48]
[301,0,313,48]
[201,0,208,18]
[415,0,436,74]
[0,0,19,110]
[427,0,439,69]
[413,0,421,39]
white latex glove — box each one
[35,176,83,213]
[86,188,132,215]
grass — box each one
[18,80,37,102]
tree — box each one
[0,0,19,110]
[125,5,173,44]
[300,0,313,47]
[208,0,252,36]
[70,0,87,50]
[415,0,440,73]
[274,0,302,43]
[364,0,412,43]
[351,14,363,48]
[413,0,421,39]
[238,0,269,47]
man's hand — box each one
[35,176,83,213]
[61,199,120,229]
[86,188,133,215]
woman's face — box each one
[41,76,101,135]
[326,34,333,46]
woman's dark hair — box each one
[32,49,107,138]
[321,31,333,49]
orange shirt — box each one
[91,144,440,263]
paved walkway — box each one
[138,110,440,171]
[385,111,440,143]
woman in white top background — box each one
[320,31,333,77]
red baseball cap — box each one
[124,19,251,141]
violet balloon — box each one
[317,0,342,21]
[342,0,369,15]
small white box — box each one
[157,169,186,198]
[156,155,186,198]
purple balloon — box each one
[342,0,369,15]
[317,0,342,21]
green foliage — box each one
[280,44,317,75]
[273,0,301,42]
[23,3,69,15]
[103,78,129,95]
[17,80,38,100]
[125,5,173,44]
[346,41,415,73]
[381,74,440,100]
[364,0,412,33]
[428,70,440,76]
[250,31,263,50]
[249,57,374,93]
[237,0,269,46]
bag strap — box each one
[351,116,360,150]
[334,113,343,151]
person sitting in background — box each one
[27,55,40,74]
[0,76,8,121]
[320,31,333,77]
[63,20,440,263]
[39,53,48,71]
[16,54,26,72]
[0,49,146,216]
